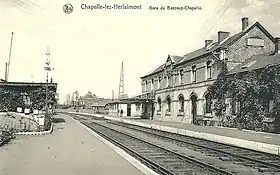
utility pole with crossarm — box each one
[44,46,52,129]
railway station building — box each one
[140,17,277,125]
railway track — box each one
[67,113,280,174]
[108,121,280,174]
[81,120,234,175]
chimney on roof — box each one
[218,31,230,44]
[205,40,213,49]
[275,37,280,54]
[242,17,249,31]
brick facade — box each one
[140,18,276,124]
[227,25,275,71]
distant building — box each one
[139,17,276,124]
[80,91,98,109]
[91,98,112,113]
[107,98,143,117]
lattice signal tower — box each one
[118,62,124,99]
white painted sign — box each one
[38,116,45,126]
[247,38,264,46]
[24,108,30,114]
[17,107,22,113]
[33,110,39,115]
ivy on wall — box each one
[28,86,57,110]
[0,88,24,111]
[0,85,57,112]
[208,60,280,132]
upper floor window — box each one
[191,65,197,83]
[179,69,184,84]
[151,79,154,90]
[145,80,148,92]
[206,61,212,80]
[219,49,228,60]
[166,76,169,87]
[158,76,161,89]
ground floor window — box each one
[178,95,184,112]
[231,99,241,115]
[157,98,161,112]
[261,99,274,113]
[205,93,212,113]
[166,96,171,112]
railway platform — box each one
[62,109,280,155]
[0,113,153,175]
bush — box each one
[52,118,65,123]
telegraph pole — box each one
[7,32,14,81]
[44,46,51,119]
[5,32,14,82]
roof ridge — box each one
[142,20,275,79]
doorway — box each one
[127,104,131,116]
[190,95,197,124]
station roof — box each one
[141,21,275,79]
[0,81,57,88]
[228,52,280,75]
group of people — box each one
[117,109,124,117]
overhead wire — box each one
[200,0,234,41]
[186,0,233,52]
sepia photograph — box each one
[1,0,280,174]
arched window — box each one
[145,80,148,92]
[164,76,167,87]
[179,69,184,84]
[166,96,171,112]
[151,79,154,90]
[191,65,197,82]
[166,76,169,87]
[205,93,212,113]
[157,98,161,112]
[158,76,161,89]
[178,95,184,112]
[206,61,212,79]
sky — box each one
[1,0,280,104]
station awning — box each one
[107,91,154,105]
